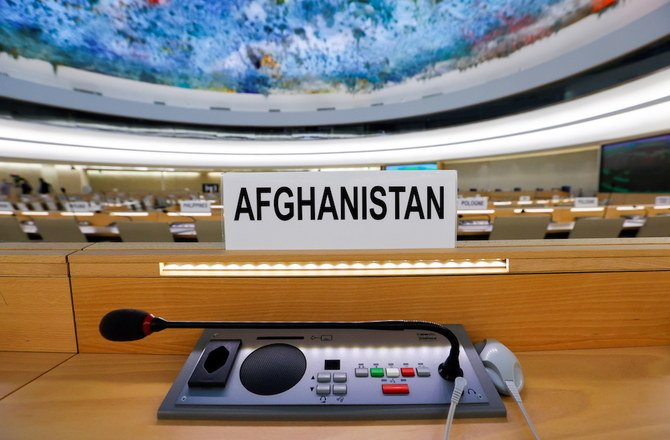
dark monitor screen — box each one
[385,163,438,171]
[599,134,670,193]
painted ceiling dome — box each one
[0,0,619,95]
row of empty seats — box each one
[0,218,224,243]
[488,216,670,240]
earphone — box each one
[474,339,541,440]
[474,338,524,396]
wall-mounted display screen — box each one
[385,163,438,171]
[599,134,670,193]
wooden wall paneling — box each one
[0,246,86,353]
[71,271,670,355]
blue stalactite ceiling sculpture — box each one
[0,0,618,95]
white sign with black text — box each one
[574,197,599,208]
[223,171,458,250]
[179,200,212,213]
[655,196,670,206]
[0,201,14,211]
[67,201,91,212]
[457,197,488,210]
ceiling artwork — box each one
[0,0,621,96]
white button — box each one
[355,368,368,377]
[386,368,400,378]
[333,373,347,383]
[333,384,347,395]
[316,385,331,395]
[416,367,431,377]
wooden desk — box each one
[0,346,667,439]
[0,352,74,399]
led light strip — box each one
[21,211,49,216]
[166,212,213,217]
[110,212,150,216]
[616,206,645,211]
[457,210,495,215]
[513,208,554,213]
[60,212,95,216]
[0,210,14,215]
[159,259,509,277]
[570,207,605,212]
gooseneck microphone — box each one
[99,308,464,381]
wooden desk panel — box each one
[72,271,670,354]
[0,347,667,439]
[0,246,84,352]
[0,277,78,352]
[0,352,74,399]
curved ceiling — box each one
[1,0,668,126]
[1,67,669,168]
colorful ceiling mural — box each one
[0,0,618,95]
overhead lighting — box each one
[0,210,14,215]
[159,259,509,277]
[0,69,667,167]
[21,211,49,216]
[493,201,512,206]
[653,205,670,210]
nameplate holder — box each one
[574,197,599,208]
[458,197,488,210]
[223,171,457,250]
[180,200,211,213]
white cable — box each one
[505,380,541,440]
[443,376,467,440]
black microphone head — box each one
[99,309,153,341]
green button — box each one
[370,368,384,377]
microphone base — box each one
[158,324,505,420]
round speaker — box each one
[239,344,307,396]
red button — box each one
[400,368,415,377]
[382,384,410,395]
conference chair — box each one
[34,218,87,242]
[117,221,174,242]
[568,217,624,239]
[488,216,550,240]
[636,215,670,237]
[0,217,30,242]
[194,220,225,244]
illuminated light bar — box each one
[159,259,509,277]
[60,211,95,216]
[517,201,533,205]
[21,211,49,216]
[210,205,224,209]
[456,209,495,215]
[493,201,512,206]
[570,207,605,212]
[0,210,14,215]
[616,206,645,211]
[653,205,670,210]
[167,212,213,217]
[535,200,550,204]
[513,208,554,213]
[110,212,150,216]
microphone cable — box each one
[443,376,467,440]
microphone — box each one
[99,308,464,381]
